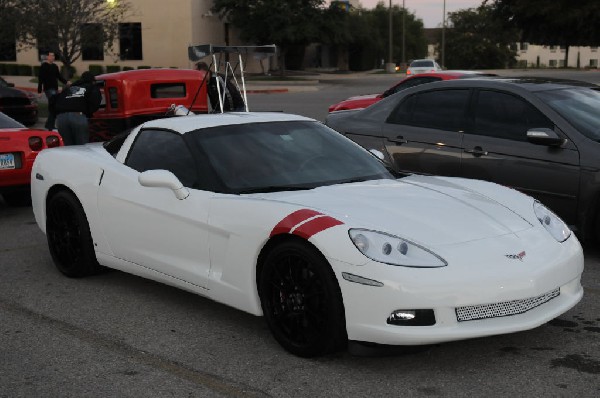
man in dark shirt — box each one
[54,72,101,145]
[37,52,70,130]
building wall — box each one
[515,43,599,68]
[8,0,267,74]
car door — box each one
[381,88,469,176]
[461,89,580,225]
[97,128,212,288]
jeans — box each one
[44,89,57,130]
[56,112,89,145]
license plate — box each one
[0,153,15,169]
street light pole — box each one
[402,0,405,64]
[386,0,394,73]
[441,0,446,68]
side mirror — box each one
[526,128,566,147]
[138,169,189,200]
[369,149,385,161]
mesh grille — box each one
[456,288,560,322]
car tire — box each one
[2,191,32,207]
[46,190,102,278]
[259,240,347,357]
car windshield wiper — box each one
[237,185,314,194]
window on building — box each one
[82,23,104,61]
[550,45,557,52]
[549,60,558,67]
[521,42,529,51]
[591,59,599,68]
[559,59,565,67]
[0,23,16,61]
[119,23,142,60]
[37,26,58,61]
[591,46,598,52]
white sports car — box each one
[31,112,584,357]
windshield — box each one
[0,111,25,129]
[188,121,393,194]
[536,88,600,141]
[411,60,434,68]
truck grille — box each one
[456,288,560,322]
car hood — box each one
[345,94,379,101]
[254,177,533,246]
[0,86,30,99]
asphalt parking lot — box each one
[2,69,600,397]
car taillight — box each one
[406,70,412,75]
[46,135,61,148]
[29,136,43,151]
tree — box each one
[487,0,600,67]
[212,0,325,75]
[13,0,131,76]
[443,5,519,69]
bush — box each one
[106,65,121,73]
[123,66,134,71]
[17,64,33,76]
[137,65,151,69]
[4,63,18,75]
[88,64,104,76]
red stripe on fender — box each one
[292,216,344,239]
[270,209,323,237]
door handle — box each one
[464,147,488,157]
[388,135,408,145]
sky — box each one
[357,0,484,28]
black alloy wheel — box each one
[259,240,347,357]
[46,191,102,277]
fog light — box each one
[387,309,435,326]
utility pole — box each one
[385,0,395,73]
[402,0,405,65]
[441,0,446,68]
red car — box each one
[0,112,63,206]
[328,71,496,112]
[90,69,209,141]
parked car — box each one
[0,76,38,126]
[0,111,62,206]
[328,71,496,112]
[31,112,583,357]
[90,69,209,141]
[326,78,600,242]
[406,59,442,76]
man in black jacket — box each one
[37,52,70,130]
[54,72,101,145]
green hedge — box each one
[106,65,121,73]
[60,65,76,79]
[137,65,151,69]
[18,64,33,76]
[123,66,134,71]
[88,64,104,76]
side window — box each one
[150,83,186,98]
[125,129,198,188]
[473,90,553,141]
[109,87,118,109]
[387,89,470,132]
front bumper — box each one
[328,229,584,345]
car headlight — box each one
[349,229,447,268]
[533,201,570,242]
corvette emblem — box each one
[506,251,526,261]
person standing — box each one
[37,51,70,130]
[54,72,101,145]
